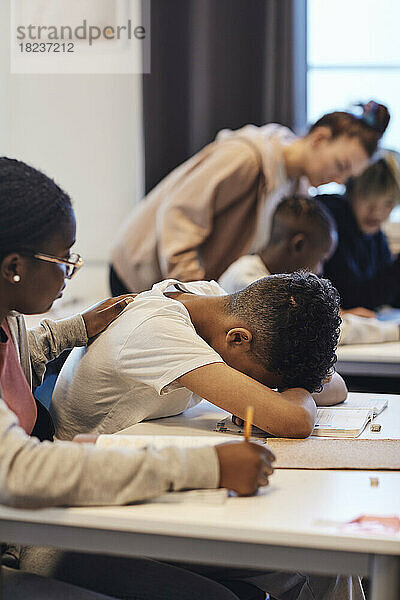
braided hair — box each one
[0,157,73,260]
[226,271,341,393]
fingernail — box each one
[124,298,134,305]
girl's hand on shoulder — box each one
[81,295,136,339]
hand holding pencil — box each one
[215,405,275,495]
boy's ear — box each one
[226,328,253,349]
[290,233,306,254]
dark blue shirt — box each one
[318,194,400,310]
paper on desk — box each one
[315,515,400,537]
[319,398,387,415]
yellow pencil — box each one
[244,406,254,442]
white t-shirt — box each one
[51,280,226,440]
[219,255,270,294]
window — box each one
[307,0,400,223]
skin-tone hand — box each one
[215,441,275,496]
[341,307,377,319]
[81,295,136,339]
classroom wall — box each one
[0,0,144,304]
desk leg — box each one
[370,555,399,600]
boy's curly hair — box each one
[227,271,341,393]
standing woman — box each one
[110,101,389,294]
[0,157,274,600]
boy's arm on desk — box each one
[312,371,348,407]
[178,363,316,438]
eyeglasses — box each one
[32,252,84,279]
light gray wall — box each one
[0,0,143,301]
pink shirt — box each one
[0,320,37,434]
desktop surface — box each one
[0,469,399,556]
[118,393,400,441]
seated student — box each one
[0,157,274,600]
[219,195,400,345]
[51,271,346,444]
[319,152,400,312]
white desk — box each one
[0,470,399,599]
[118,392,400,441]
[336,342,400,377]
[1,394,399,600]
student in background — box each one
[0,157,274,600]
[219,195,400,346]
[319,151,400,312]
[110,101,389,295]
[219,195,337,292]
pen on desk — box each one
[244,406,254,442]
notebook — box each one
[312,399,388,438]
[318,397,388,415]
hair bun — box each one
[358,101,390,137]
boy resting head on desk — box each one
[51,272,345,442]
